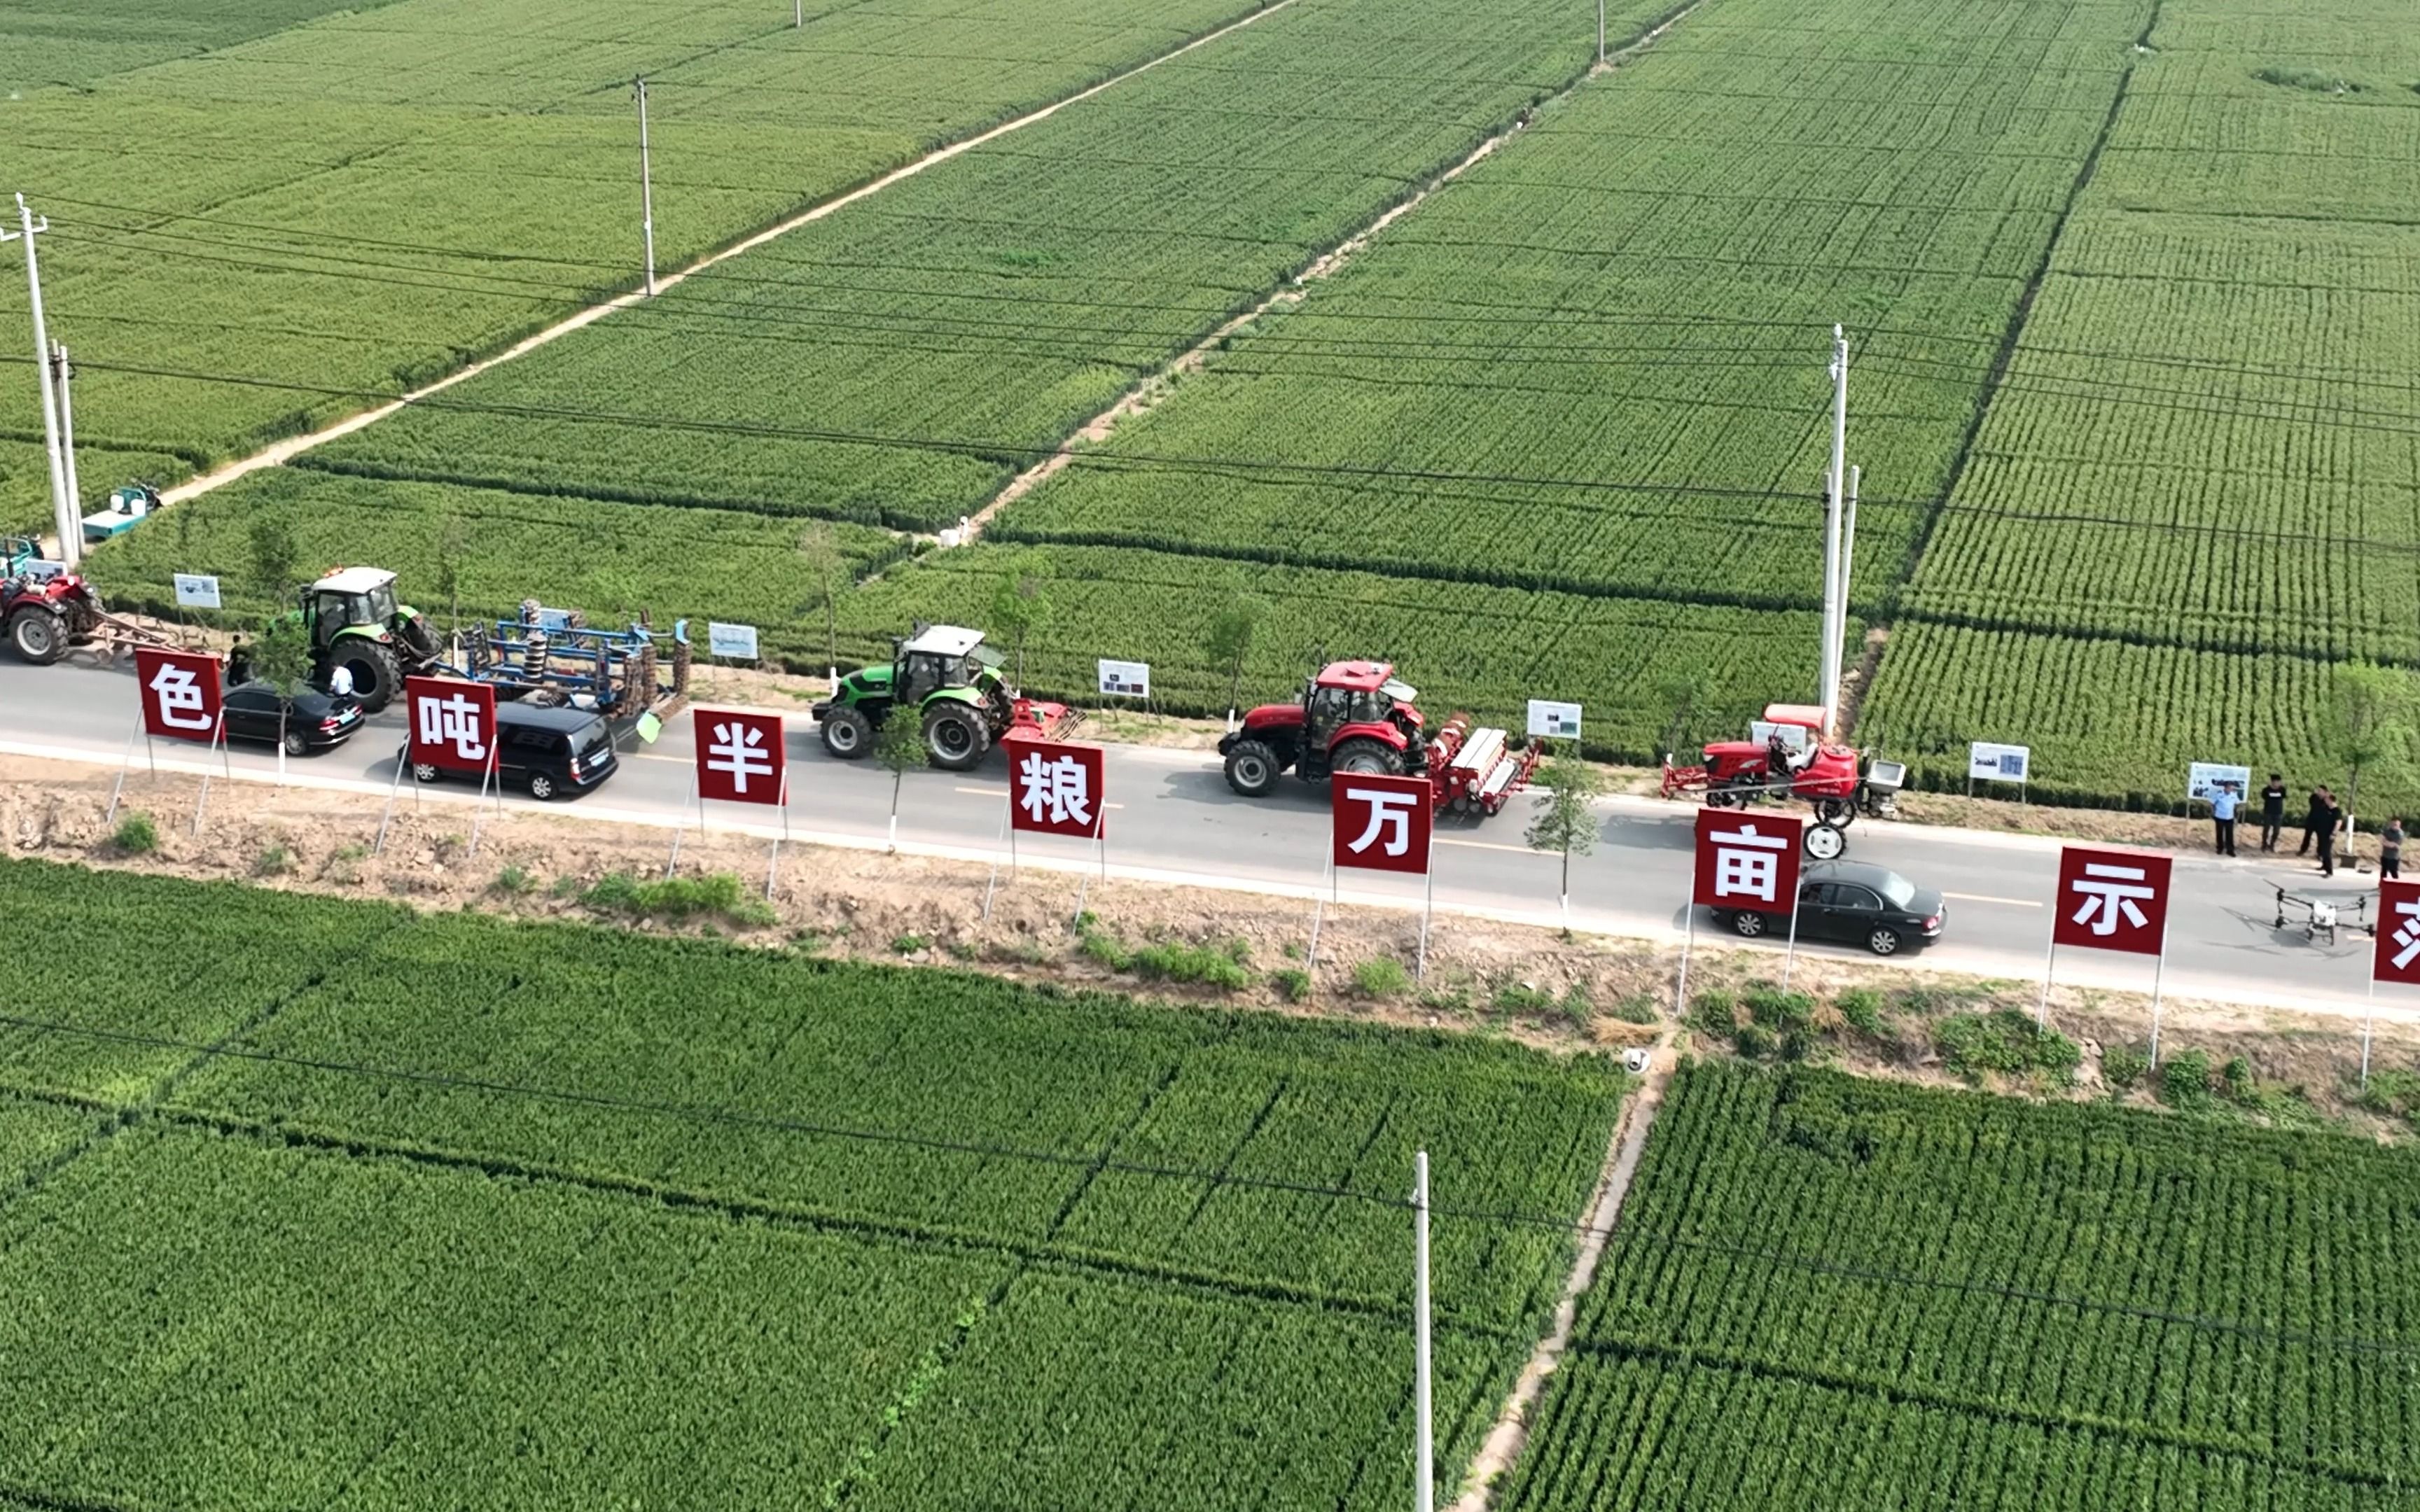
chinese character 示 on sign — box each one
[2050,845,2170,956]
[2376,879,2420,985]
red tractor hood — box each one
[1241,704,1306,732]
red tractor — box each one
[4,561,120,664]
[1218,659,1540,816]
[1661,702,1905,858]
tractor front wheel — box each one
[1804,823,1847,860]
[6,607,65,665]
[1223,738,1281,797]
[326,642,404,713]
[820,706,874,760]
[1330,738,1405,778]
[923,702,991,771]
[1814,797,1856,829]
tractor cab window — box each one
[898,653,944,706]
[360,583,397,624]
[1347,690,1389,724]
[1308,685,1352,733]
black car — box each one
[412,701,617,801]
[221,680,362,755]
[1718,860,1945,956]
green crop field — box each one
[1500,1060,2420,1508]
[0,0,1279,527]
[47,0,2420,808]
[0,858,1623,1507]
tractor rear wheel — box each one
[326,642,403,713]
[820,706,874,760]
[923,702,990,771]
[1223,738,1281,797]
[1331,738,1405,778]
[6,606,66,665]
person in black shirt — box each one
[2384,818,2405,881]
[2311,788,2343,876]
[2300,788,2330,858]
[2259,772,2287,851]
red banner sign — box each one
[1692,808,1802,913]
[693,708,786,806]
[2051,845,2170,956]
[1333,771,1433,874]
[2376,878,2420,985]
[133,646,224,743]
[1008,736,1105,839]
[405,675,498,776]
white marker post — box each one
[1412,1149,1433,1512]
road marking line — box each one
[954,784,1118,808]
[1438,836,1534,855]
[1942,892,2041,907]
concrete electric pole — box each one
[51,342,81,540]
[1413,1149,1433,1512]
[634,76,658,298]
[4,193,76,566]
[1819,325,1849,736]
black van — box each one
[412,702,618,800]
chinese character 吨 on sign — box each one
[148,663,214,732]
[1018,749,1094,829]
[1343,785,1421,858]
[1709,822,1790,904]
[417,690,489,764]
[2391,896,2420,972]
[707,720,774,795]
[2068,861,2153,936]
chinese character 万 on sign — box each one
[2050,845,2170,956]
[693,708,786,806]
[1008,740,1105,839]
[1331,772,1432,875]
[1691,808,1801,915]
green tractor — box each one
[812,623,1080,771]
[291,567,443,713]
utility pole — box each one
[1837,463,1860,699]
[1597,0,1605,64]
[634,76,658,298]
[1819,325,1849,736]
[52,342,81,540]
[5,193,76,568]
[1413,1149,1433,1512]
[795,0,803,24]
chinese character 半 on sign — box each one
[693,708,786,806]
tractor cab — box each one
[291,566,439,713]
[1222,659,1431,793]
[891,624,1003,710]
[813,622,1080,771]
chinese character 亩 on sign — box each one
[1332,772,1432,874]
[693,708,785,806]
[1008,739,1105,839]
[1692,808,1800,914]
[2050,845,2170,956]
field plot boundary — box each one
[964,0,1709,542]
[149,0,1309,514]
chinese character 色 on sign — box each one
[1692,808,1801,914]
[1008,737,1105,839]
[2050,845,2170,956]
[693,708,786,806]
[133,646,224,743]
[405,676,498,776]
[1333,771,1433,875]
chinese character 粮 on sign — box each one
[1009,738,1105,839]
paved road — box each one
[1,659,2400,1022]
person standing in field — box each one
[2383,817,2405,881]
[2260,772,2287,851]
[2209,782,2239,857]
[2311,788,2343,876]
[2300,787,2331,858]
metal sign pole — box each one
[765,771,791,901]
[1413,1149,1433,1512]
[1307,853,1333,970]
[373,743,408,855]
[468,748,498,858]
[2147,934,2169,1068]
[2362,976,2377,1092]
[1781,877,1803,990]
[981,806,1010,922]
[1674,902,1696,1016]
[104,713,141,825]
[191,714,227,835]
[666,771,695,878]
[1416,860,1435,984]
